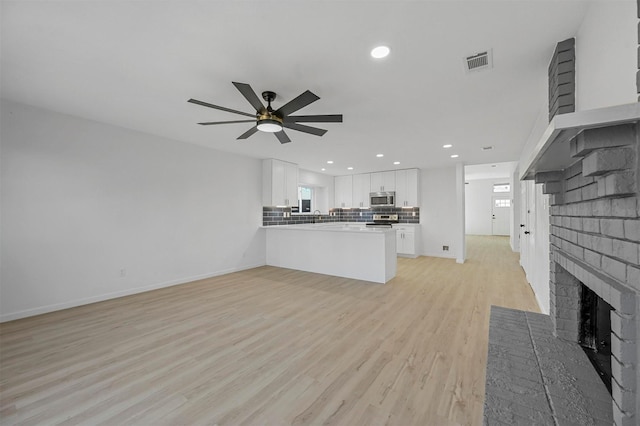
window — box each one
[494,199,511,208]
[493,183,510,193]
[296,186,312,213]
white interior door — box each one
[519,180,530,273]
[520,180,536,283]
[491,197,511,235]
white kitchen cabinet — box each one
[393,224,420,258]
[334,175,353,208]
[395,169,420,207]
[370,171,396,192]
[263,159,298,207]
[352,173,371,208]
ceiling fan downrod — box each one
[262,91,277,113]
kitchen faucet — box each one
[313,210,322,223]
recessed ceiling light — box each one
[450,154,459,158]
[327,160,334,164]
[371,46,390,59]
[443,144,453,148]
[376,154,384,158]
[393,161,400,165]
[321,168,326,171]
[347,167,353,170]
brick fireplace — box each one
[535,121,639,425]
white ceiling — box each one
[1,1,592,176]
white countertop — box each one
[262,222,395,233]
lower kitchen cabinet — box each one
[393,224,420,258]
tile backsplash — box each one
[262,207,420,226]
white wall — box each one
[575,0,637,111]
[465,178,512,235]
[455,163,466,263]
[0,100,266,321]
[420,166,458,259]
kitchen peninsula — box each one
[264,223,396,283]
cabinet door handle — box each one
[524,231,530,235]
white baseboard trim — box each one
[420,251,457,259]
[0,262,266,323]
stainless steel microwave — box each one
[370,191,395,207]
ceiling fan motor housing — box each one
[257,112,283,125]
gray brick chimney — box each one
[538,122,639,426]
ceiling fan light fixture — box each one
[256,119,283,133]
[256,113,283,133]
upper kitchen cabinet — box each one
[370,171,396,192]
[263,159,298,207]
[395,168,420,207]
[334,175,353,208]
[352,173,371,208]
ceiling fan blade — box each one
[237,126,259,140]
[283,122,327,137]
[275,90,320,117]
[188,98,255,118]
[232,82,266,113]
[198,120,255,125]
[274,130,291,144]
[285,114,343,123]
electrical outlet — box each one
[443,245,449,251]
[120,269,126,277]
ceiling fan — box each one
[188,82,343,144]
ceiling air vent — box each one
[464,50,493,73]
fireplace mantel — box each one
[520,102,640,180]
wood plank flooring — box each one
[0,235,541,425]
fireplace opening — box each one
[578,283,613,394]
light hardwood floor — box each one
[1,235,540,426]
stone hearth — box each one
[484,306,612,425]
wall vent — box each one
[464,50,493,73]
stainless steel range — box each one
[365,214,399,228]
